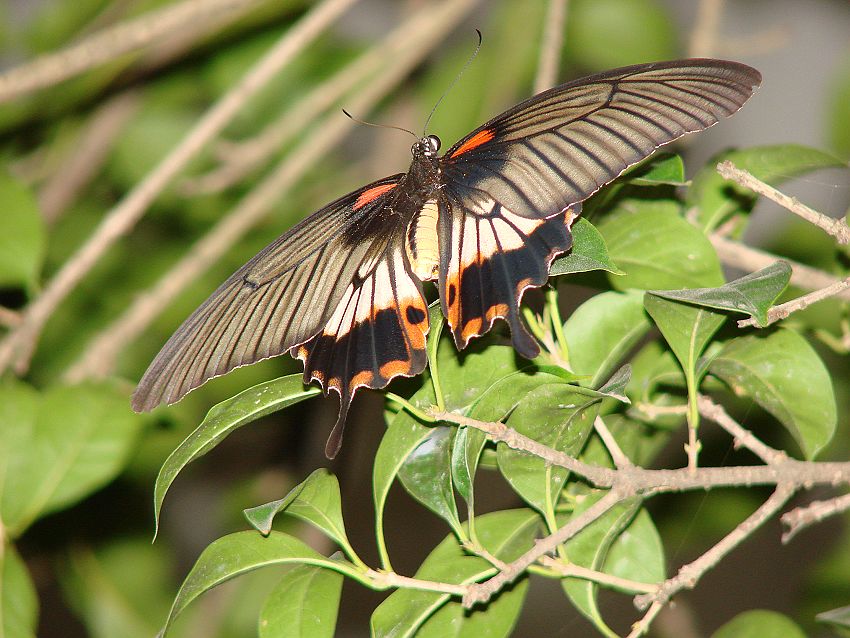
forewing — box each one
[131,174,410,413]
[441,59,761,219]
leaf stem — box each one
[546,286,571,364]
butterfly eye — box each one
[426,135,441,154]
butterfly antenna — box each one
[422,29,483,136]
[341,109,417,139]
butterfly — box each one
[132,58,761,457]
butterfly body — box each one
[133,59,761,457]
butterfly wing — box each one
[133,174,429,455]
[437,58,760,353]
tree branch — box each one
[534,0,568,94]
[737,276,850,328]
[0,0,269,104]
[781,492,850,542]
[0,0,360,376]
[717,160,850,244]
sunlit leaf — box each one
[1,543,37,638]
[550,218,623,276]
[626,153,687,186]
[259,565,343,638]
[709,329,836,459]
[0,171,45,289]
[154,375,319,534]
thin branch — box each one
[463,489,624,608]
[0,0,268,104]
[64,0,480,382]
[738,276,850,328]
[0,0,360,376]
[781,492,850,543]
[0,307,21,328]
[366,569,467,597]
[593,415,633,469]
[534,0,568,94]
[539,555,656,594]
[180,0,445,195]
[39,90,141,225]
[689,0,724,57]
[709,235,850,302]
[430,409,615,487]
[717,160,850,245]
[633,484,794,614]
[697,395,787,465]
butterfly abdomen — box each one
[405,199,440,281]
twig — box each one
[534,0,568,94]
[366,569,467,596]
[39,90,140,225]
[689,0,724,57]
[632,484,793,616]
[0,0,268,104]
[593,415,633,469]
[463,489,624,608]
[738,276,850,328]
[717,160,850,245]
[64,0,480,382]
[430,409,615,487]
[696,395,787,465]
[709,235,850,302]
[180,0,445,195]
[0,307,21,328]
[539,555,656,594]
[0,0,359,376]
[781,493,850,543]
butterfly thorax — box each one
[402,135,443,281]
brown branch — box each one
[39,90,141,225]
[64,0,480,382]
[781,492,850,543]
[366,569,467,597]
[539,555,656,594]
[0,307,21,329]
[709,235,850,302]
[0,0,359,377]
[632,485,794,618]
[593,415,633,469]
[697,395,787,464]
[717,160,850,244]
[738,276,850,329]
[689,0,724,57]
[0,0,268,104]
[534,0,568,94]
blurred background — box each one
[0,0,849,636]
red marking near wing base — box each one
[450,128,495,158]
[353,183,398,210]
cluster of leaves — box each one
[145,148,847,637]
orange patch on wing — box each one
[380,360,413,378]
[461,317,483,341]
[353,183,397,210]
[350,370,374,388]
[450,128,495,158]
[515,277,533,294]
[485,304,509,321]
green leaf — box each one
[647,261,791,327]
[566,0,676,70]
[626,153,687,186]
[1,542,38,638]
[688,145,845,232]
[565,290,651,386]
[162,531,359,636]
[370,510,539,638]
[550,218,623,276]
[711,610,806,638]
[709,329,837,459]
[259,565,343,638]
[374,345,523,562]
[559,493,636,635]
[498,385,598,516]
[599,201,724,290]
[0,381,143,537]
[0,171,45,289]
[243,469,356,563]
[562,499,663,635]
[153,375,319,535]
[644,294,726,377]
[817,605,850,631]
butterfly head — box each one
[413,134,441,159]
